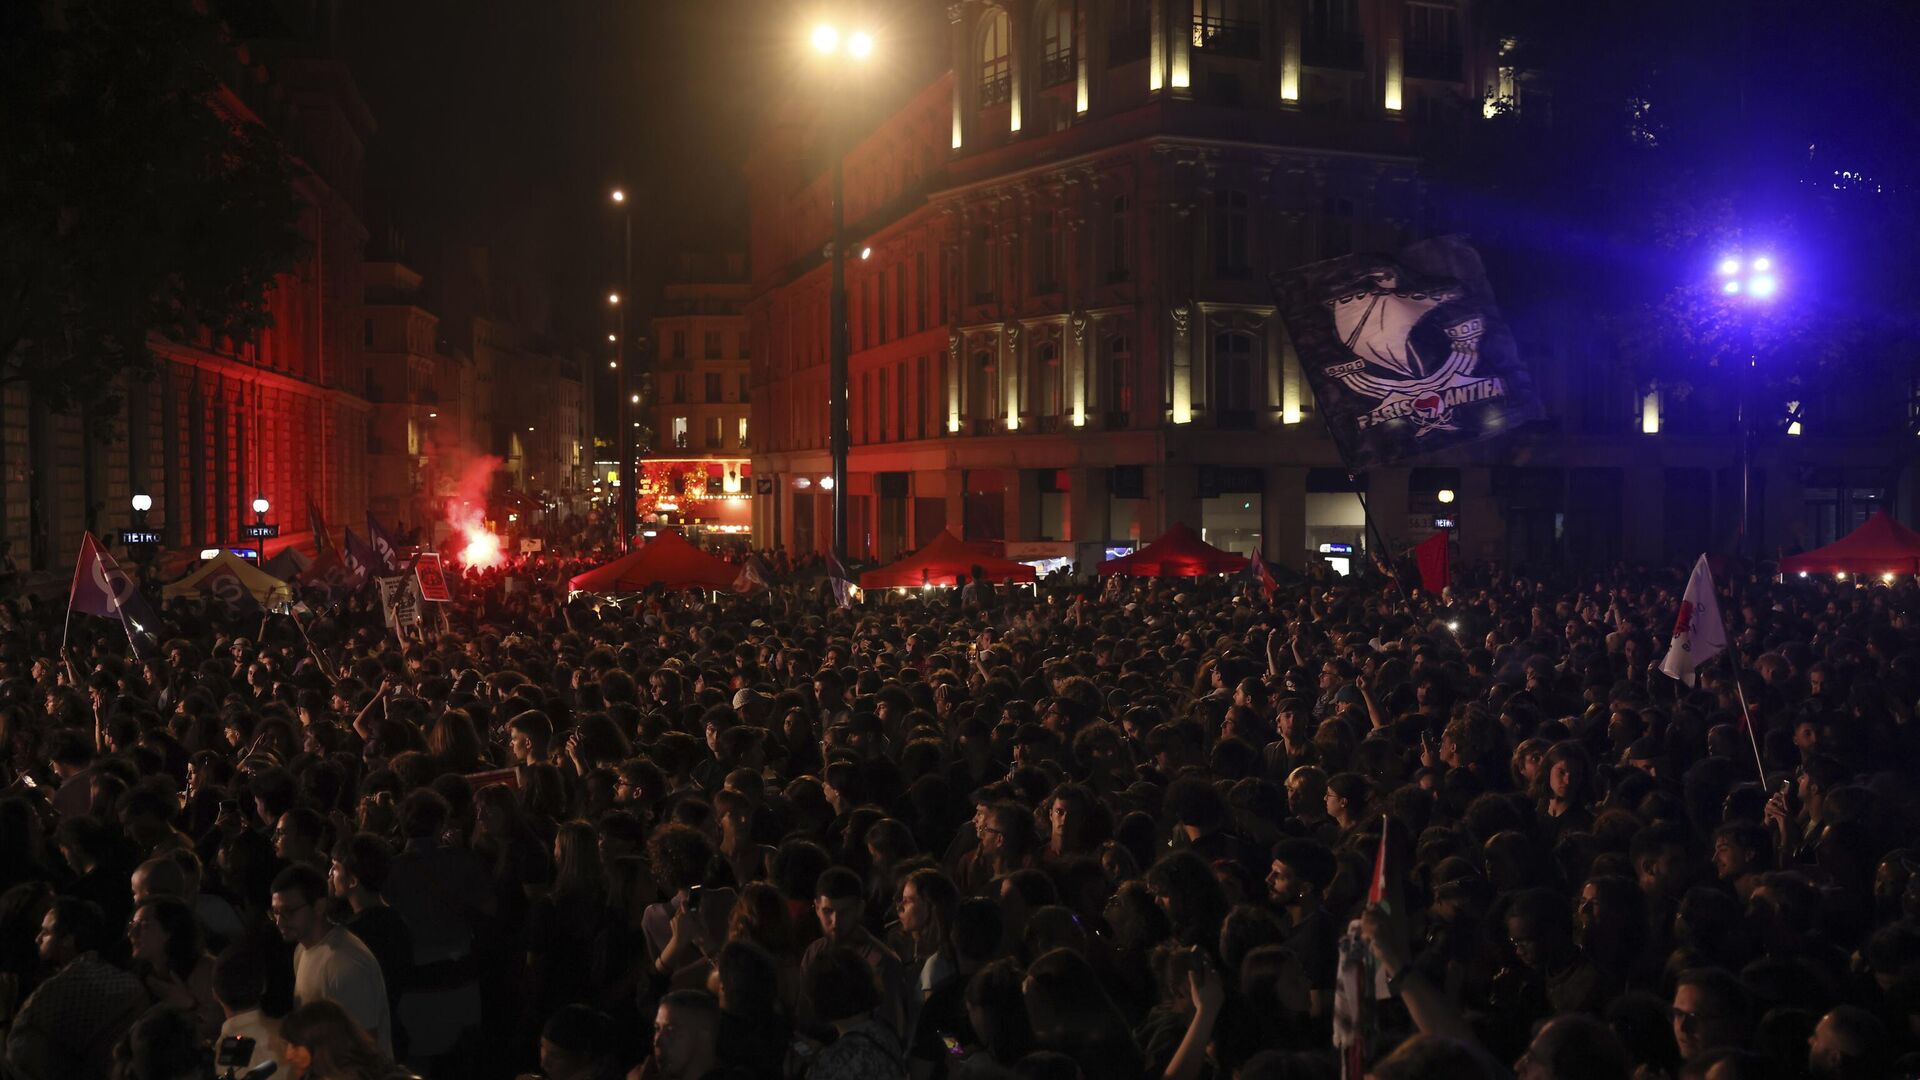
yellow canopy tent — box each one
[161,551,294,612]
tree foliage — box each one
[0,0,304,416]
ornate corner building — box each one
[745,0,1918,571]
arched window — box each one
[1213,331,1257,427]
[1039,2,1074,87]
[1213,189,1250,273]
[1104,331,1134,426]
[980,9,1012,106]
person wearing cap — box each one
[1267,838,1339,1016]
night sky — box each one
[338,0,763,345]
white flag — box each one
[1660,554,1727,686]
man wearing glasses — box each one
[271,864,392,1056]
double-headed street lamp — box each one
[1714,252,1782,559]
[808,17,876,562]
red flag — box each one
[308,498,334,555]
[64,534,157,657]
[1414,531,1450,594]
[1250,547,1280,600]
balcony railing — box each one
[1403,45,1463,81]
[979,73,1011,107]
[971,417,998,436]
[1040,49,1075,88]
[1302,32,1364,69]
[1215,409,1257,430]
[1191,16,1262,59]
[1036,414,1063,433]
[1104,410,1132,430]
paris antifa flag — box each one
[1271,236,1544,470]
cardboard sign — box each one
[376,575,421,629]
[414,552,452,602]
[465,767,521,793]
[519,538,544,554]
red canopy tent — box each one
[859,530,1037,589]
[1779,511,1920,576]
[567,530,739,592]
[1097,522,1249,578]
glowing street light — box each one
[607,292,621,305]
[252,497,270,516]
[130,493,153,513]
[1436,488,1456,504]
[804,16,881,561]
[610,188,626,203]
[1714,252,1784,558]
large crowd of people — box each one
[0,538,1915,1080]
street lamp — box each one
[130,493,152,516]
[1436,488,1456,505]
[1714,252,1782,559]
[607,187,637,553]
[806,17,877,561]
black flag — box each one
[1271,236,1543,470]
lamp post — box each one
[1714,253,1781,560]
[611,187,636,553]
[809,19,875,562]
[251,496,270,527]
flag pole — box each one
[1350,473,1410,602]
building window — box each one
[1304,0,1362,68]
[917,355,930,439]
[1213,331,1258,427]
[1040,1,1075,88]
[672,417,689,449]
[738,331,751,358]
[1109,196,1131,281]
[704,331,722,358]
[705,417,723,449]
[1214,189,1251,274]
[970,349,999,425]
[705,373,722,402]
[968,225,993,303]
[1031,210,1059,293]
[915,252,928,331]
[896,361,908,442]
[1110,0,1150,63]
[1192,0,1261,59]
[979,9,1011,106]
[1105,332,1134,426]
[738,417,750,449]
[1405,2,1462,81]
[894,266,906,339]
[1032,342,1063,421]
[672,331,687,359]
[878,368,890,441]
[363,319,375,348]
[673,374,687,404]
[738,374,750,402]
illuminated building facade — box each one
[642,255,754,539]
[747,0,1917,569]
[0,18,374,570]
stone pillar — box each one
[1458,466,1501,565]
[1153,463,1202,536]
[1005,468,1042,541]
[1167,0,1192,93]
[1069,313,1090,429]
[1002,323,1022,429]
[945,467,967,538]
[1170,303,1193,425]
[1367,467,1412,553]
[1264,466,1308,570]
[948,3,967,150]
[1381,0,1406,114]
